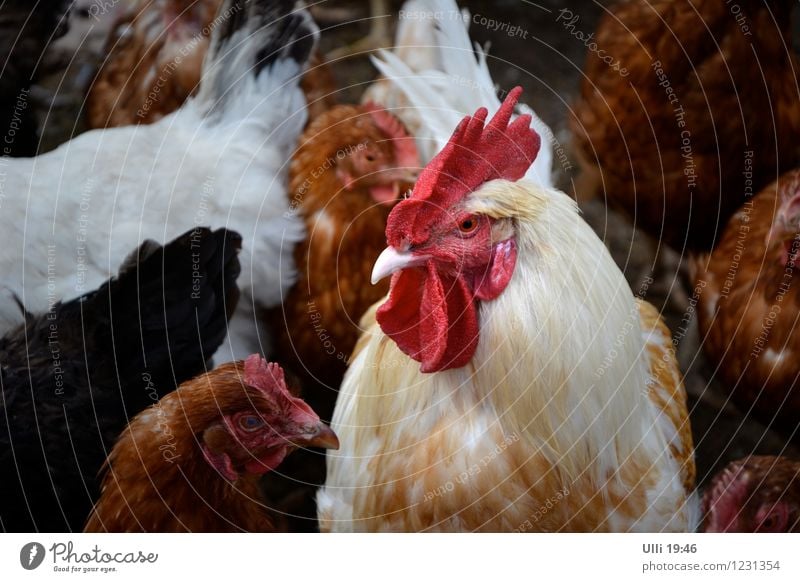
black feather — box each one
[0,0,71,157]
[199,0,318,113]
[0,227,241,532]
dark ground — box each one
[35,0,800,494]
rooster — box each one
[0,0,317,359]
[317,88,697,532]
[703,456,800,532]
[691,170,800,442]
[85,355,338,532]
[0,227,240,532]
[571,0,800,250]
[363,0,553,188]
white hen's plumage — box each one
[0,1,318,359]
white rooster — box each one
[0,0,316,359]
[318,88,698,532]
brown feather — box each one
[692,171,800,441]
[269,104,415,399]
[86,362,281,532]
[86,0,336,128]
[572,0,800,250]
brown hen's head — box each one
[194,355,339,482]
[703,456,800,532]
[766,175,800,267]
[318,104,419,205]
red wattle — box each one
[473,239,517,301]
[246,446,290,475]
[376,261,479,372]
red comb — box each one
[243,355,290,397]
[385,87,540,247]
[364,102,420,168]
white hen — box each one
[0,0,317,359]
[363,0,553,187]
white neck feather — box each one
[349,180,666,484]
[466,180,662,479]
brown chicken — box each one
[86,0,218,128]
[84,355,338,532]
[572,0,800,250]
[691,170,800,441]
[302,52,340,120]
[703,456,800,532]
[86,0,337,128]
[259,104,417,531]
[271,103,419,400]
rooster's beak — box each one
[371,247,430,284]
[291,422,339,450]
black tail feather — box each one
[108,227,242,401]
[196,0,318,113]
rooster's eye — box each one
[239,415,264,432]
[458,217,478,234]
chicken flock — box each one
[0,0,798,533]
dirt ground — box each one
[36,0,799,493]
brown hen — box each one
[86,0,219,128]
[572,0,800,250]
[692,170,800,441]
[84,356,338,532]
[703,456,800,532]
[271,103,418,401]
[87,0,336,128]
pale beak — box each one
[391,168,421,183]
[378,166,419,184]
[371,247,430,284]
[290,422,339,450]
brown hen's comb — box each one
[243,355,289,397]
[386,87,540,247]
[364,102,420,168]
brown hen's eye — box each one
[459,217,478,233]
[759,506,788,532]
[239,415,264,432]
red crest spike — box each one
[385,87,540,248]
[243,355,290,397]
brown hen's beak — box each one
[392,168,420,184]
[766,218,797,250]
[290,422,340,450]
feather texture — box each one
[0,227,241,532]
[319,180,697,532]
[0,0,317,360]
[363,0,554,188]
